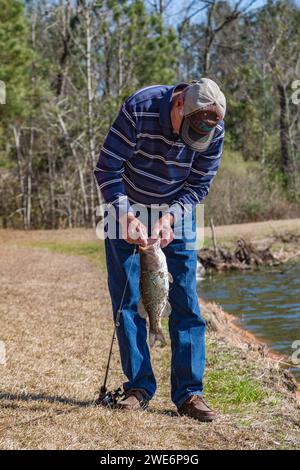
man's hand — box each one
[119,212,148,247]
[152,213,174,248]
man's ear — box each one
[177,93,184,108]
[178,99,184,117]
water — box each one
[198,264,300,381]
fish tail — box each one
[149,328,167,348]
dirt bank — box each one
[200,301,299,395]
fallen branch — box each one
[198,238,279,271]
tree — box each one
[253,0,300,190]
[0,0,34,228]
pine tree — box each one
[0,0,33,124]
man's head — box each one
[171,78,226,151]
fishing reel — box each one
[96,386,123,408]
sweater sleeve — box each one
[93,101,136,219]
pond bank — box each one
[198,238,279,271]
[199,298,300,399]
[198,218,300,272]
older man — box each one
[94,78,226,421]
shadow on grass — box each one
[0,392,181,421]
[0,392,95,408]
[146,407,179,418]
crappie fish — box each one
[139,240,172,347]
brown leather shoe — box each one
[178,396,217,422]
[117,388,149,411]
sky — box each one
[162,0,300,24]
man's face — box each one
[187,108,221,134]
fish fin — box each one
[161,301,171,318]
[137,299,148,319]
[168,272,173,283]
[149,329,167,348]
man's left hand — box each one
[152,213,174,248]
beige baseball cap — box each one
[180,78,226,151]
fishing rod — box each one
[96,245,138,408]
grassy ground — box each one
[0,225,299,450]
[201,218,300,251]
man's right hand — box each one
[119,212,148,247]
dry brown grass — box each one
[0,229,299,450]
[206,218,300,241]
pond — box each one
[198,263,300,382]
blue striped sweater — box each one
[94,83,224,220]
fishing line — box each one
[98,245,138,405]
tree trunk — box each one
[202,1,216,75]
[55,0,71,97]
[277,82,290,182]
[47,141,56,229]
[58,114,89,223]
[26,127,34,229]
[12,125,26,229]
[103,29,111,96]
[84,2,103,226]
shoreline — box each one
[199,298,300,400]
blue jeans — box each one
[104,211,206,407]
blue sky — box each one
[164,0,300,24]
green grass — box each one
[157,323,268,415]
[203,338,269,413]
[205,368,265,410]
[221,148,261,174]
[24,240,106,270]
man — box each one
[94,78,226,421]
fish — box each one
[138,239,172,347]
